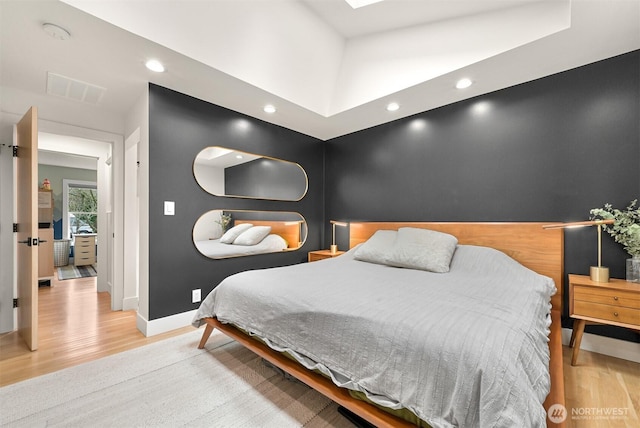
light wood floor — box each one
[0,272,192,387]
[0,274,638,427]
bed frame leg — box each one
[198,323,214,349]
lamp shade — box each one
[330,220,348,254]
[543,219,615,282]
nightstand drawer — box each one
[573,300,640,327]
[574,286,640,309]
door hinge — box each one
[13,223,18,233]
[12,146,18,157]
[13,298,18,308]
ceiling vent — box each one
[46,72,106,104]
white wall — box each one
[62,0,344,116]
[192,162,224,196]
[0,115,15,333]
[122,90,149,314]
[124,90,150,332]
[192,210,224,242]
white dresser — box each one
[74,234,96,266]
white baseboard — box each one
[136,309,197,337]
[562,328,640,363]
[122,297,138,311]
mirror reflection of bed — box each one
[193,210,306,259]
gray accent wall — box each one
[148,84,323,320]
[225,157,306,201]
[325,51,639,342]
[147,51,638,343]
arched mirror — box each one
[193,210,307,259]
[193,146,308,201]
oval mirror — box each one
[193,210,307,259]
[193,146,308,201]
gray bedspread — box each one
[192,245,556,428]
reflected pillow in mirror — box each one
[353,230,397,265]
[233,226,272,246]
[220,223,253,244]
[387,227,458,273]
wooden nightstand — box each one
[568,274,640,365]
[308,249,345,262]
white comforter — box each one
[194,234,288,258]
[193,245,556,427]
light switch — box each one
[164,201,175,216]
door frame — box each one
[36,120,123,309]
[0,114,124,334]
[123,128,140,311]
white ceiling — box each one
[1,0,638,141]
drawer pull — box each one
[613,312,618,317]
[613,296,619,301]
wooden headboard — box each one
[235,220,302,249]
[349,222,564,311]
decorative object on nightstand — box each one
[308,249,345,262]
[216,212,232,233]
[330,220,348,254]
[590,200,640,283]
[568,274,640,365]
[544,219,615,282]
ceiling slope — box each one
[1,0,638,140]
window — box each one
[63,180,97,239]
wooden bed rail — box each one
[198,317,417,428]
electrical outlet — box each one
[192,289,201,303]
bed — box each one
[194,219,301,258]
[193,222,565,427]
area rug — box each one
[0,329,354,427]
[56,264,97,280]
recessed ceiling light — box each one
[236,155,243,159]
[145,59,165,73]
[386,102,400,112]
[456,78,473,89]
[263,104,276,113]
[42,23,71,40]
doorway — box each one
[38,133,111,296]
[0,113,126,339]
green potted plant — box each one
[590,199,640,282]
[216,212,232,233]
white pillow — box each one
[233,226,272,246]
[353,230,397,265]
[219,223,253,244]
[387,227,458,273]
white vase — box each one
[626,256,640,283]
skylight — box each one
[345,0,384,9]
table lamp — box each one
[330,220,348,254]
[543,219,615,282]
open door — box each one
[16,107,38,351]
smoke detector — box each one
[42,23,71,40]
